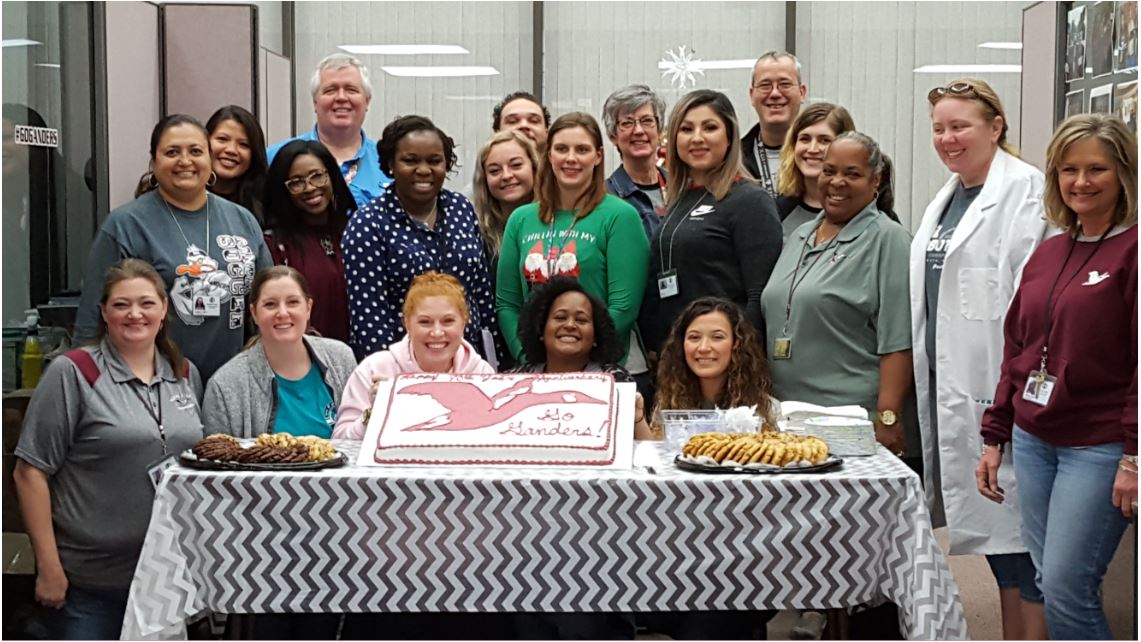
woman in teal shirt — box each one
[496,112,649,364]
[203,266,357,438]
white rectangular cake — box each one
[366,372,623,466]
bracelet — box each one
[981,442,1005,456]
[1121,460,1138,474]
[1123,454,1139,465]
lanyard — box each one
[752,141,778,198]
[658,190,710,273]
[129,381,168,457]
[162,195,210,252]
[782,222,841,334]
[545,211,582,276]
[1039,227,1112,372]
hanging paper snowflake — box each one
[659,45,705,90]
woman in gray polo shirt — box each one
[14,259,204,640]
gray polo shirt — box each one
[15,339,204,590]
[760,204,912,412]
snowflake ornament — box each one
[659,45,705,90]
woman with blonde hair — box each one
[640,90,782,353]
[472,129,540,277]
[496,112,649,366]
[775,102,855,239]
[979,113,1136,640]
[911,78,1049,640]
[336,271,495,440]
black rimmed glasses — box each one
[284,170,330,194]
[617,116,658,132]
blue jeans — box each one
[53,584,129,640]
[1012,426,1130,639]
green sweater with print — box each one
[495,193,650,362]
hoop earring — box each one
[147,173,159,189]
[206,171,218,188]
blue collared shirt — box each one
[267,126,392,209]
[341,185,499,360]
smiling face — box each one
[818,138,881,223]
[542,291,596,364]
[314,65,370,133]
[152,123,212,199]
[612,103,660,162]
[749,57,806,134]
[287,153,333,220]
[101,277,168,350]
[251,277,312,345]
[793,120,838,182]
[1057,136,1122,227]
[405,295,466,373]
[931,97,1001,187]
[683,311,734,386]
[676,104,730,183]
[208,118,252,184]
[392,130,447,212]
[498,98,548,147]
[484,139,535,208]
[548,126,602,195]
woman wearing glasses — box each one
[910,78,1048,640]
[262,139,356,343]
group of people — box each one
[12,48,1136,641]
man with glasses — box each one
[267,53,391,208]
[743,50,807,198]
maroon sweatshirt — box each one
[265,230,350,344]
[982,225,1137,455]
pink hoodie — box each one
[333,335,496,439]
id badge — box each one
[772,337,792,360]
[192,292,221,317]
[146,454,178,490]
[1022,370,1057,407]
[657,269,679,299]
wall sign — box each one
[13,125,60,148]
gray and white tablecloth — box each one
[122,441,966,640]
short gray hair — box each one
[309,53,372,101]
[831,131,885,174]
[601,84,667,139]
[752,50,803,85]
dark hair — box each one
[135,114,209,197]
[245,266,315,346]
[654,297,774,422]
[263,140,355,247]
[517,277,622,366]
[96,258,187,380]
[492,91,552,132]
[377,115,459,177]
[536,112,607,224]
[664,90,748,205]
[205,105,268,221]
[876,155,901,223]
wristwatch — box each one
[982,442,1006,456]
[876,410,899,427]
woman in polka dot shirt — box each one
[341,115,498,364]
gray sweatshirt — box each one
[75,191,273,381]
[202,335,357,438]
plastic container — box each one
[20,310,43,389]
[802,415,876,456]
[660,409,724,455]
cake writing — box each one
[397,380,607,432]
[499,408,603,438]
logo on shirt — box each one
[1082,271,1111,286]
[170,391,197,412]
[523,240,579,284]
[324,400,337,428]
[690,205,715,218]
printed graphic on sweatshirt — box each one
[523,240,580,284]
[169,235,256,329]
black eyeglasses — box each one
[284,170,330,194]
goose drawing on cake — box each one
[370,372,622,466]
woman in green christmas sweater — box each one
[496,112,650,365]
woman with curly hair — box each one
[510,276,627,374]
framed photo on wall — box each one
[1067,5,1088,81]
[1065,88,1086,117]
[1114,0,1138,71]
[1115,81,1138,132]
[1090,82,1114,112]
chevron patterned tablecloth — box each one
[122,441,966,640]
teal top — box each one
[273,364,336,438]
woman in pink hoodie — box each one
[334,271,496,439]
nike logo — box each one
[1082,271,1111,286]
[691,205,715,217]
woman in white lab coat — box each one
[909,78,1048,640]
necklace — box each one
[162,193,210,251]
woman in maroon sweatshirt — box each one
[977,113,1136,640]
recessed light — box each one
[339,45,469,55]
[913,64,1022,73]
[978,42,1023,50]
[1,39,42,48]
[382,66,498,78]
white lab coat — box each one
[909,149,1048,556]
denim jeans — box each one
[1012,426,1130,640]
[53,584,129,640]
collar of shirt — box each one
[608,165,667,198]
[247,335,327,394]
[99,336,177,384]
[377,185,458,233]
[303,126,371,164]
[795,201,882,247]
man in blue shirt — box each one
[267,53,391,208]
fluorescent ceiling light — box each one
[339,44,469,55]
[444,95,502,101]
[656,58,754,71]
[382,66,498,77]
[34,63,60,69]
[1,39,41,48]
[978,42,1023,50]
[913,64,1022,73]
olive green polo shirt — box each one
[760,204,912,411]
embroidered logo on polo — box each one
[169,391,196,412]
[1081,270,1111,286]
